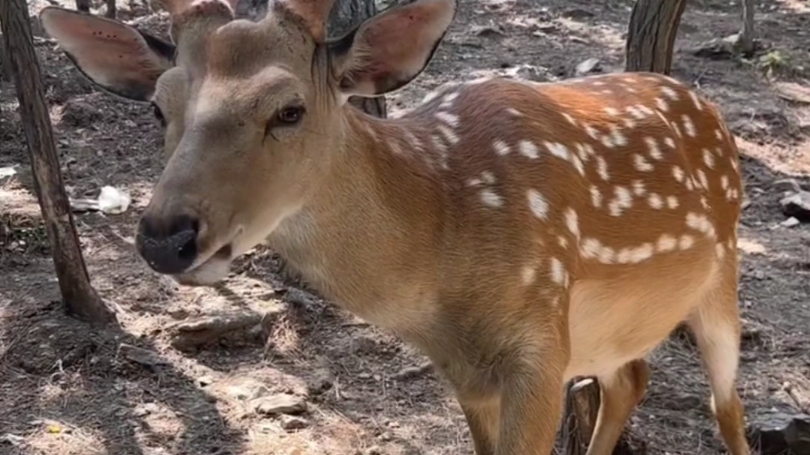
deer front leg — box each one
[461,398,500,455]
[495,329,568,455]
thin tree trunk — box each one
[106,0,117,18]
[624,0,687,74]
[328,0,386,118]
[735,0,756,56]
[76,0,90,13]
[0,0,117,325]
[0,33,9,81]
[559,378,602,454]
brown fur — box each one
[39,1,751,454]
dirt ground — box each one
[2,0,810,454]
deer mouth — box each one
[172,236,238,286]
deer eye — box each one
[278,105,305,125]
[150,101,165,127]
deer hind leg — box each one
[686,259,751,455]
[584,359,650,455]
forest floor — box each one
[2,0,810,454]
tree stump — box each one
[624,0,687,74]
[0,0,117,325]
[735,0,756,57]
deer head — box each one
[40,0,457,285]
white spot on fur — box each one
[522,266,536,285]
[494,139,511,156]
[519,140,540,159]
[721,174,729,190]
[633,154,654,172]
[436,111,460,127]
[506,108,523,117]
[716,243,726,260]
[609,186,633,216]
[682,115,697,137]
[610,128,628,147]
[590,185,602,208]
[645,137,663,160]
[689,90,703,111]
[585,125,600,140]
[562,113,577,126]
[481,171,496,185]
[703,149,716,169]
[715,129,723,140]
[550,257,566,286]
[527,189,549,220]
[564,208,580,239]
[657,234,677,252]
[664,137,676,148]
[596,156,609,180]
[672,166,685,183]
[480,189,503,207]
[632,180,646,196]
[679,234,695,250]
[698,170,709,189]
[437,124,459,145]
[667,196,679,209]
[661,86,679,100]
[604,107,620,117]
[656,97,670,112]
[544,141,570,161]
[648,193,664,209]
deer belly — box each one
[563,259,719,380]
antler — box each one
[274,0,338,42]
[153,0,241,75]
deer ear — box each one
[39,7,175,101]
[328,0,456,98]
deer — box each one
[39,0,751,453]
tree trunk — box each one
[735,0,756,57]
[559,378,602,454]
[0,0,117,325]
[76,0,90,13]
[106,0,117,18]
[0,33,9,81]
[327,0,386,118]
[624,0,687,74]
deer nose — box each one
[136,214,199,275]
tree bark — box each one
[735,0,756,57]
[75,0,90,13]
[0,0,117,325]
[559,378,602,454]
[624,0,687,74]
[327,0,386,118]
[105,0,117,19]
[0,33,9,81]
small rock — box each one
[780,191,810,221]
[197,376,214,387]
[472,25,504,37]
[781,217,800,228]
[773,178,802,193]
[118,343,168,369]
[574,58,601,77]
[280,415,308,431]
[504,64,552,83]
[0,433,25,446]
[252,394,307,416]
[97,186,131,215]
[562,8,594,19]
[391,362,433,381]
[133,402,159,417]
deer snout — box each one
[136,213,200,275]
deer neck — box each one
[267,106,447,333]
